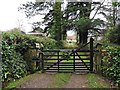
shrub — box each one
[2,41,27,84]
[108,29,120,45]
[105,24,120,45]
[102,44,120,87]
[2,30,59,85]
[2,31,58,51]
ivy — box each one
[102,45,120,87]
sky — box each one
[0,0,35,32]
[0,0,111,34]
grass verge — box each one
[3,71,42,89]
[50,73,71,88]
[87,73,109,88]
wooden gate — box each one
[40,37,94,73]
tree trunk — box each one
[78,31,83,44]
[78,30,88,45]
[82,31,88,44]
[55,31,61,41]
[53,2,62,41]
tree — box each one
[19,1,63,41]
[97,0,120,45]
[64,1,105,44]
[19,0,106,44]
[62,2,91,44]
[102,0,120,45]
[49,2,62,41]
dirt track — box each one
[18,73,54,88]
[17,73,113,88]
[63,74,89,88]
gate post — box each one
[41,51,44,73]
[90,37,94,72]
[94,43,102,74]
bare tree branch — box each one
[91,0,105,20]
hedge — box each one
[2,31,58,86]
[102,44,120,87]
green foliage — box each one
[112,1,120,7]
[103,0,120,46]
[51,2,62,41]
[5,73,36,89]
[2,40,27,83]
[75,17,105,33]
[102,44,120,86]
[2,30,58,87]
[107,25,120,45]
[91,19,105,28]
[2,31,58,50]
[87,73,108,88]
[75,17,91,32]
[50,73,71,88]
[104,27,120,46]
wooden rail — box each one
[39,37,94,73]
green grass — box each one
[45,52,89,62]
[63,42,78,49]
[50,73,71,88]
[4,72,41,89]
[87,73,109,88]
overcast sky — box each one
[0,0,111,33]
[0,0,35,32]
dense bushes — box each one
[107,29,120,45]
[101,23,120,87]
[2,41,27,83]
[102,44,120,87]
[2,31,58,85]
[105,24,120,45]
[2,31,58,50]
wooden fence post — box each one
[94,43,102,74]
[26,46,36,73]
[90,37,94,72]
[41,51,44,73]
